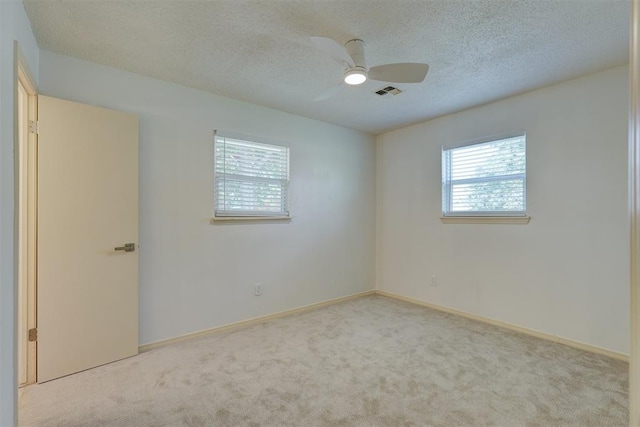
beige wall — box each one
[376,66,629,354]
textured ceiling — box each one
[23,0,630,134]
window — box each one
[442,132,526,217]
[214,131,290,218]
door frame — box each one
[630,0,640,424]
[14,42,38,387]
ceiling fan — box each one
[310,36,429,101]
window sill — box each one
[440,216,531,224]
[210,216,291,223]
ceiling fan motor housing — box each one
[343,39,368,84]
[345,39,367,69]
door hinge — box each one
[28,328,37,342]
[28,120,38,135]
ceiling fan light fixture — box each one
[344,69,367,85]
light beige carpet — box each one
[19,295,628,426]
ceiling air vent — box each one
[374,85,403,97]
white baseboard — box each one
[139,288,628,363]
[139,290,376,353]
[375,290,629,362]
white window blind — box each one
[214,131,290,218]
[442,133,526,216]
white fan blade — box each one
[369,63,429,83]
[314,82,346,102]
[310,36,355,68]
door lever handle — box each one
[115,243,135,252]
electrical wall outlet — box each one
[255,283,263,296]
[430,275,438,287]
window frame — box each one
[440,131,530,224]
[212,130,291,221]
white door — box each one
[37,95,139,383]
